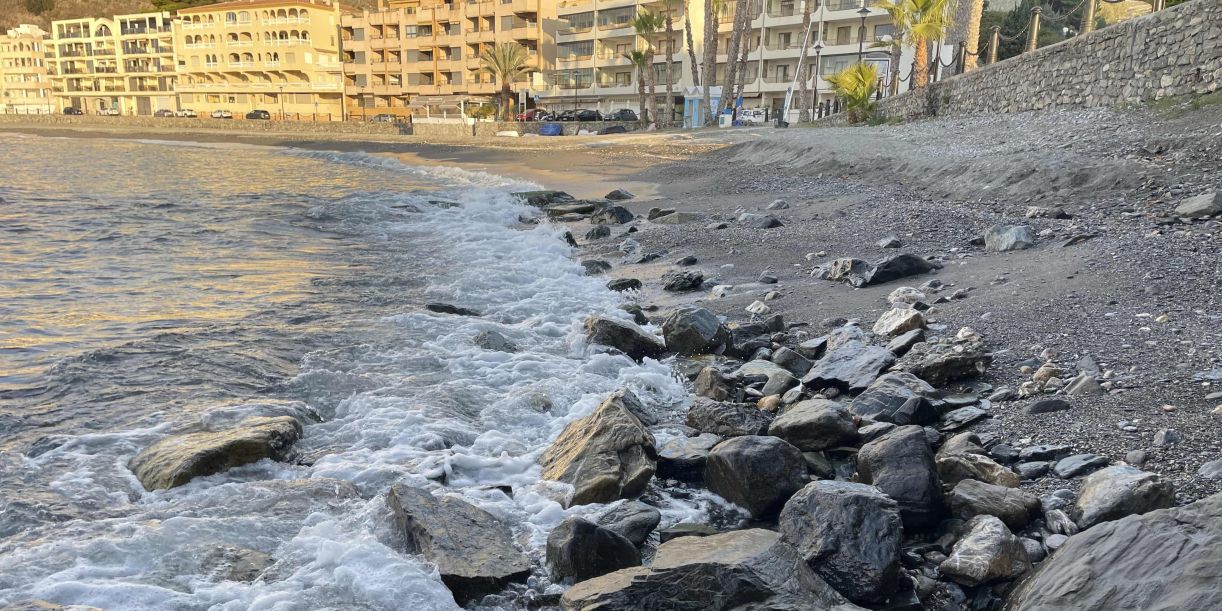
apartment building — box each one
[0,24,54,114]
[341,0,557,119]
[173,0,344,120]
[47,12,178,115]
[539,0,903,121]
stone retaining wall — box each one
[831,0,1221,122]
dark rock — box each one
[647,207,675,220]
[546,201,600,217]
[387,483,530,602]
[661,269,704,292]
[878,236,903,248]
[585,225,611,240]
[803,451,836,478]
[988,444,1019,464]
[938,515,1030,586]
[426,302,481,316]
[657,523,719,543]
[656,431,720,482]
[1005,493,1222,611]
[605,188,635,201]
[540,390,656,507]
[893,340,992,386]
[887,329,926,357]
[693,367,736,401]
[857,425,944,529]
[591,205,634,224]
[128,416,303,490]
[675,255,698,266]
[1018,444,1072,462]
[984,225,1036,252]
[705,435,808,519]
[606,278,642,292]
[685,399,772,437]
[938,407,989,432]
[1027,398,1071,414]
[581,260,612,275]
[738,212,784,228]
[802,340,897,392]
[758,271,778,284]
[851,372,939,425]
[948,479,1040,529]
[768,399,858,451]
[1052,454,1109,479]
[512,190,574,207]
[816,254,936,288]
[473,330,517,352]
[560,529,859,611]
[858,422,897,442]
[597,501,661,547]
[583,316,664,361]
[771,346,813,377]
[760,370,798,396]
[779,481,903,604]
[937,452,1020,488]
[1073,466,1175,530]
[797,336,829,359]
[661,307,730,355]
[633,252,663,264]
[546,517,640,583]
[1015,462,1049,480]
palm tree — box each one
[733,9,754,104]
[870,35,904,96]
[719,0,750,117]
[878,0,951,89]
[701,0,726,125]
[625,50,650,122]
[683,0,700,86]
[662,0,678,126]
[797,0,814,122]
[478,41,530,120]
[954,0,984,72]
[631,10,665,124]
[826,61,879,122]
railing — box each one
[767,5,798,17]
[227,41,255,47]
[264,17,310,25]
[228,61,255,68]
[765,40,802,50]
[120,27,172,36]
[184,43,218,49]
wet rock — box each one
[1018,444,1072,462]
[734,359,791,380]
[857,425,944,528]
[1174,192,1221,218]
[938,515,1030,586]
[693,366,736,401]
[705,435,808,519]
[873,308,927,337]
[851,372,939,425]
[128,416,303,490]
[886,329,926,357]
[581,260,612,276]
[657,523,719,542]
[591,205,634,224]
[513,190,574,207]
[0,602,106,611]
[585,225,611,241]
[937,452,1020,488]
[426,302,481,316]
[948,479,1040,529]
[984,225,1036,252]
[605,188,635,201]
[473,330,517,352]
[685,399,772,437]
[605,278,642,293]
[661,307,731,355]
[204,544,273,582]
[893,339,992,386]
[1052,454,1108,479]
[547,201,600,217]
[1073,466,1175,530]
[802,340,897,392]
[768,399,858,451]
[656,431,720,482]
[583,316,664,361]
[1006,493,1222,611]
[661,269,705,292]
[738,212,784,228]
[559,529,860,611]
[779,481,903,604]
[547,517,641,584]
[597,501,661,547]
[771,346,813,377]
[387,483,530,602]
[939,407,989,431]
[1027,398,1071,414]
[761,370,799,396]
[540,390,656,507]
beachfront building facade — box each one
[173,0,345,120]
[341,0,558,120]
[0,25,54,114]
[536,0,902,122]
[46,12,178,115]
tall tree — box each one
[733,6,753,104]
[700,0,725,125]
[951,0,984,72]
[625,49,650,122]
[825,61,879,122]
[478,42,530,120]
[878,0,951,89]
[797,0,813,121]
[683,0,700,86]
[719,0,750,116]
[662,0,678,126]
[631,10,665,124]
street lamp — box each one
[812,41,823,117]
[277,84,285,119]
[857,6,870,61]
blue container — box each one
[538,122,563,136]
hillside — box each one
[2,0,379,31]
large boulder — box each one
[540,390,657,507]
[656,431,721,482]
[738,213,784,228]
[937,452,1021,488]
[1073,465,1176,530]
[893,339,992,386]
[1173,192,1221,218]
[872,308,927,337]
[547,517,641,583]
[661,307,731,355]
[387,483,530,602]
[597,501,662,547]
[850,372,939,425]
[560,529,864,611]
[984,225,1036,252]
[779,481,903,604]
[591,205,634,224]
[857,425,943,528]
[662,269,705,292]
[767,399,858,451]
[128,416,303,490]
[705,435,808,519]
[584,316,665,361]
[1004,492,1222,611]
[938,515,1030,586]
[771,346,814,377]
[816,255,935,288]
[948,479,1039,529]
[801,340,897,392]
[694,366,736,401]
[685,399,773,437]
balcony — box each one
[120,26,172,37]
[264,17,310,25]
[511,0,539,14]
[227,61,256,68]
[510,26,540,41]
[226,40,255,48]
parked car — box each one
[99,107,121,116]
[554,109,578,121]
[211,109,233,119]
[737,108,767,126]
[153,109,174,117]
[603,109,638,121]
[63,107,83,115]
[175,109,198,118]
[245,109,271,120]
[515,108,549,121]
[575,109,601,122]
[371,113,398,123]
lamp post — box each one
[857,5,870,61]
[812,41,823,117]
[277,84,285,119]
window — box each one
[775,64,789,81]
[835,26,850,45]
[615,71,631,86]
[226,12,237,24]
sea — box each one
[0,134,713,610]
